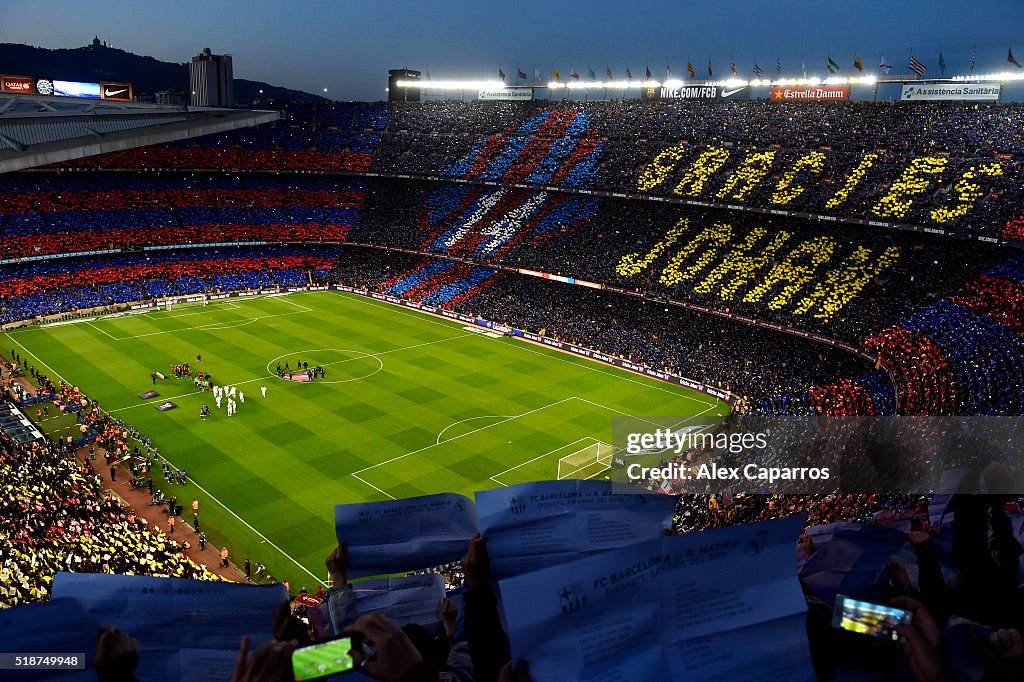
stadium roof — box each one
[0,92,280,173]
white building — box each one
[189,47,233,107]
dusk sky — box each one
[2,0,1023,100]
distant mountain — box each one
[0,40,324,104]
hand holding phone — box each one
[832,594,912,642]
[345,613,424,681]
[292,637,356,680]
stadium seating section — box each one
[0,99,1021,419]
[2,99,1024,632]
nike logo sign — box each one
[104,88,128,97]
[721,88,745,97]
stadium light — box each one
[397,71,1020,92]
[396,79,508,90]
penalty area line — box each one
[352,472,397,500]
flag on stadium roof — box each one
[687,61,696,78]
[730,60,737,76]
[909,54,927,76]
[879,55,892,73]
[625,66,633,81]
[1010,47,1023,68]
[551,67,561,82]
[776,57,781,77]
[707,56,713,77]
[752,60,765,78]
[827,56,840,74]
[970,46,976,75]
[588,67,597,80]
[516,66,528,80]
[800,56,806,77]
[939,49,946,75]
[425,66,431,81]
[534,67,541,80]
[570,68,580,80]
[665,62,671,79]
[853,55,864,72]
[606,65,613,79]
[645,65,652,80]
[499,67,506,81]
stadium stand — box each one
[0,405,222,607]
[373,100,1024,241]
[63,101,388,172]
[0,97,1023,681]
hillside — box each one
[0,41,324,104]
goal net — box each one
[557,441,614,480]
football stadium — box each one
[1,2,1024,680]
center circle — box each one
[265,348,383,384]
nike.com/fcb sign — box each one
[659,85,750,100]
[100,81,133,102]
[770,86,849,101]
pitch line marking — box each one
[5,334,69,385]
[89,295,313,340]
[489,436,597,487]
[171,467,327,586]
[436,415,511,445]
[272,296,313,312]
[3,329,323,585]
[352,396,578,477]
[262,333,475,382]
[106,311,307,340]
[265,349,384,384]
[85,320,119,341]
[485,399,720,488]
[352,472,397,500]
[142,300,242,319]
[330,291,466,333]
[505,337,719,408]
[108,332,478,412]
[331,289,721,409]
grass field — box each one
[4,290,728,586]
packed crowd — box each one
[373,100,1024,239]
[63,101,389,172]
[336,247,872,408]
[345,174,1024,416]
[0,396,221,608]
[13,495,1020,681]
[0,173,364,260]
[0,97,1021,681]
[349,177,1007,343]
[0,246,339,324]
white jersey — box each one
[239,392,244,403]
[261,386,267,398]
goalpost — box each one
[556,441,614,480]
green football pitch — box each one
[5,291,728,586]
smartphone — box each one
[832,594,912,642]
[291,637,356,680]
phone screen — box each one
[832,595,912,641]
[292,637,355,680]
